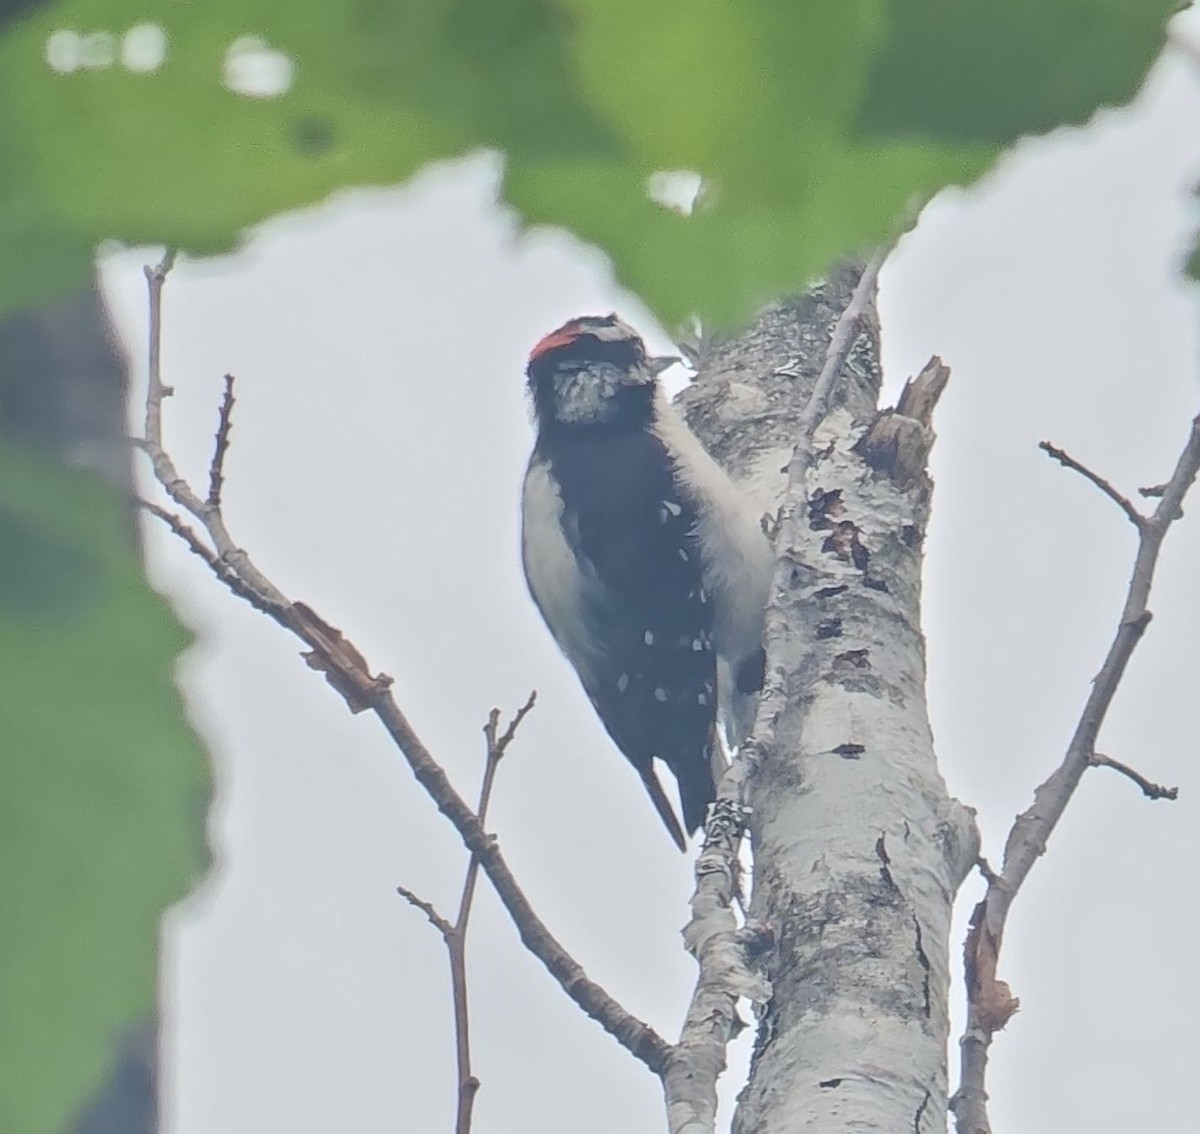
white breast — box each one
[521,455,601,681]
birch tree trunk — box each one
[679,268,979,1133]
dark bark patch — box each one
[833,648,870,671]
[807,487,845,529]
[833,742,864,759]
[914,1089,932,1134]
[814,584,848,599]
[913,914,932,1018]
[819,1078,843,1089]
[815,616,843,639]
[821,520,870,571]
[875,834,897,892]
[740,920,775,960]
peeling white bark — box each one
[736,404,976,1134]
[678,275,978,1134]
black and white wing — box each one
[521,431,718,847]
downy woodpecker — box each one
[521,314,773,850]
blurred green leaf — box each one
[0,0,1178,322]
[858,0,1177,143]
[0,442,209,1134]
[505,141,994,325]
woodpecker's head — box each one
[526,314,677,431]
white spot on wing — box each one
[644,630,655,645]
[678,548,690,562]
[617,672,629,693]
[698,693,708,705]
[662,499,683,516]
[654,687,668,702]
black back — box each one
[537,422,717,832]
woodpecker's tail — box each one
[638,766,689,852]
[676,742,718,838]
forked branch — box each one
[1038,440,1145,529]
[396,693,537,1134]
[133,252,671,1077]
[952,414,1200,1134]
[1088,752,1178,801]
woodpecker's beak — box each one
[646,354,681,377]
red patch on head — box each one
[528,323,585,364]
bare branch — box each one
[135,259,672,1079]
[135,252,291,610]
[666,259,886,1134]
[452,698,534,1134]
[132,498,276,617]
[1039,440,1145,529]
[491,690,538,757]
[1089,752,1179,801]
[975,856,1000,886]
[208,374,236,507]
[134,497,215,566]
[394,696,537,1134]
[396,885,454,939]
[954,411,1200,1134]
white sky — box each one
[100,17,1200,1134]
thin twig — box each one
[135,497,216,567]
[953,411,1200,1134]
[396,885,454,938]
[143,249,176,444]
[666,259,885,1134]
[132,498,277,616]
[493,691,538,755]
[397,695,537,1134]
[1089,752,1179,801]
[1039,441,1145,529]
[208,374,237,507]
[135,249,290,608]
[135,256,672,1077]
[975,856,1000,886]
[444,695,536,1134]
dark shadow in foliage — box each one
[0,285,160,1134]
